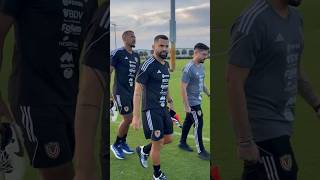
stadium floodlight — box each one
[169,0,176,72]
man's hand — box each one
[237,142,260,163]
[132,115,140,130]
[168,101,174,110]
[184,105,191,113]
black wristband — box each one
[314,104,320,112]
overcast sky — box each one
[110,0,210,50]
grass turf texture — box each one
[212,0,320,179]
[110,59,211,180]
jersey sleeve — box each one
[83,3,108,73]
[110,49,120,67]
[228,17,263,68]
[0,0,23,19]
[181,66,191,84]
[136,61,150,85]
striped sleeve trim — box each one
[141,56,155,71]
[111,47,124,57]
[100,6,109,30]
[183,62,193,73]
[238,0,268,34]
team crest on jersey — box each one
[45,142,60,159]
[154,130,161,138]
[124,106,129,112]
[280,154,292,171]
[197,110,202,116]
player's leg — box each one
[149,108,173,179]
[111,95,133,159]
[163,134,172,145]
[39,162,74,180]
[178,112,194,152]
[136,110,152,168]
[116,114,132,138]
[150,138,165,179]
[116,113,134,154]
[16,105,75,180]
[192,106,209,160]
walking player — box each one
[133,35,174,180]
[227,0,320,179]
[110,30,140,159]
[178,43,211,160]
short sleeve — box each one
[228,19,262,68]
[83,3,108,73]
[136,62,150,85]
[181,66,191,84]
[110,49,120,67]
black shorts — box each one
[113,94,133,115]
[142,108,173,141]
[15,105,75,168]
[242,136,298,180]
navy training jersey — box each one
[0,0,98,106]
[111,47,140,97]
[136,56,170,111]
[83,1,109,74]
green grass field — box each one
[212,0,320,179]
[110,59,211,180]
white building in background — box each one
[135,48,210,60]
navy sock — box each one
[143,143,152,154]
[114,136,122,145]
[153,165,161,177]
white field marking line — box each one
[110,119,211,142]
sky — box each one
[110,0,210,50]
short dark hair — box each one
[194,43,209,51]
[122,30,134,39]
[154,35,169,42]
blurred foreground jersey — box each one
[0,0,97,106]
[83,1,108,73]
[229,0,303,141]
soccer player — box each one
[227,0,320,179]
[133,35,174,180]
[110,30,140,159]
[0,1,97,180]
[178,43,211,160]
[74,2,108,180]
